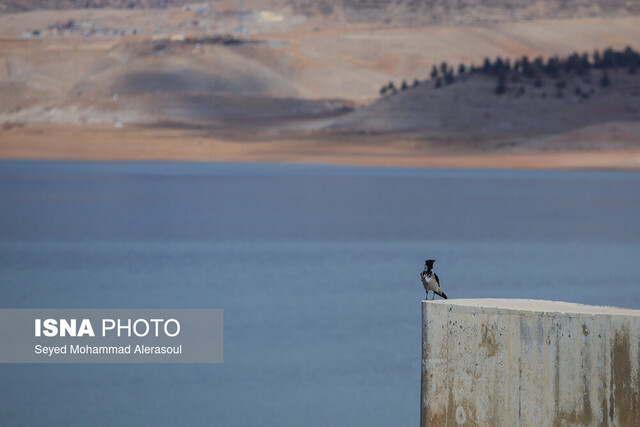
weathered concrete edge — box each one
[421,298,640,319]
[420,298,640,426]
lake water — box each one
[1,160,639,426]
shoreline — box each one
[1,124,640,170]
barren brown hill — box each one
[3,0,640,24]
[287,0,640,25]
[1,6,640,168]
[325,68,640,152]
[0,0,187,14]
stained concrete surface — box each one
[421,299,640,426]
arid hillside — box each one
[327,67,640,152]
[0,0,186,14]
[287,0,640,25]
[1,6,640,168]
[1,12,639,112]
[3,0,640,25]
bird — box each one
[420,259,447,300]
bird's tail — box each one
[437,290,448,299]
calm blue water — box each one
[1,160,640,426]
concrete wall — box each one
[421,299,640,426]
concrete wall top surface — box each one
[422,298,640,317]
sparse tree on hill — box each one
[522,56,535,78]
[623,46,637,64]
[593,50,602,69]
[482,58,492,74]
[602,48,614,68]
[565,52,581,73]
[534,74,543,88]
[546,56,561,79]
[387,81,397,94]
[533,57,545,73]
[628,51,638,74]
[444,70,455,85]
[378,46,637,101]
[577,53,590,75]
[612,47,625,64]
[494,57,505,74]
[514,59,522,73]
[495,72,507,95]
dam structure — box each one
[421,299,640,426]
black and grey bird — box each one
[420,259,447,300]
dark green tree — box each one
[444,70,455,85]
[546,56,561,79]
[602,48,614,68]
[533,56,545,72]
[593,50,602,69]
[522,56,535,78]
[514,59,522,73]
[482,58,492,74]
[534,75,543,88]
[494,57,505,74]
[495,71,507,94]
[566,52,581,73]
[577,53,590,75]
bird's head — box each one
[425,259,435,269]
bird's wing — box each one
[434,273,440,286]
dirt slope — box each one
[329,70,640,135]
[1,8,640,167]
[3,0,640,25]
